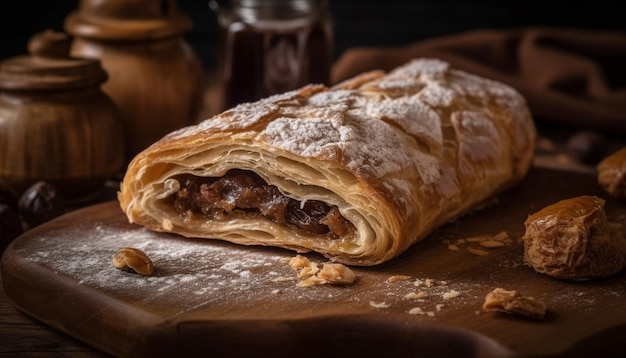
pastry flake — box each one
[483,288,547,319]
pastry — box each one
[522,195,626,280]
[118,58,536,266]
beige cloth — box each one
[332,27,626,134]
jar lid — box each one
[0,30,108,91]
[64,0,192,41]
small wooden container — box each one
[0,30,125,202]
[64,0,206,161]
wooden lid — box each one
[0,30,108,91]
[64,0,193,41]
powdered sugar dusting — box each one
[416,83,457,107]
[366,96,443,151]
[166,89,307,140]
[17,216,488,318]
[389,58,450,78]
[254,58,520,187]
[307,89,356,106]
[452,110,502,163]
[16,216,491,319]
[258,104,350,159]
[9,195,626,349]
[157,58,527,200]
[24,224,288,302]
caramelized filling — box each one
[166,170,355,238]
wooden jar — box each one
[0,30,125,202]
[64,0,206,162]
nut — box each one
[112,247,154,276]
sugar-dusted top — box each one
[165,58,528,190]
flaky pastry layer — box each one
[118,58,536,266]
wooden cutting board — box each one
[2,166,626,358]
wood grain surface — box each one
[2,166,625,358]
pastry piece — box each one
[118,58,536,266]
[597,146,626,199]
[483,288,547,319]
[522,195,626,280]
[288,255,356,287]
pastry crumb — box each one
[387,275,411,282]
[468,247,490,256]
[447,244,460,251]
[408,307,435,316]
[447,231,512,254]
[317,263,356,285]
[442,290,461,300]
[479,240,506,248]
[287,255,356,287]
[414,278,446,287]
[271,276,296,282]
[370,301,390,309]
[161,218,173,231]
[483,287,547,319]
[289,254,314,271]
[405,291,428,299]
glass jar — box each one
[211,0,333,111]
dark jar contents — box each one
[211,0,333,111]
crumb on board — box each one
[408,307,435,316]
[280,256,466,317]
[444,231,513,255]
[405,291,428,299]
[448,244,460,251]
[442,290,461,300]
[387,275,411,283]
[482,287,547,319]
[370,301,390,309]
[271,276,296,282]
[468,247,490,256]
[288,255,356,287]
[414,278,447,287]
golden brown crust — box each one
[522,195,626,280]
[118,58,536,266]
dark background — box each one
[1,0,624,70]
